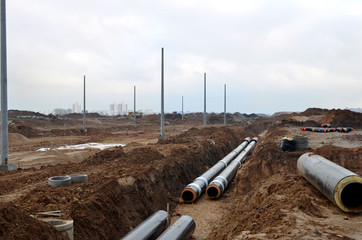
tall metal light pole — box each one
[159,48,166,140]
[203,73,206,128]
[83,75,86,132]
[1,0,15,171]
[1,0,8,167]
[133,85,136,128]
[182,96,184,120]
[224,84,227,126]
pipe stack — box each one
[206,137,258,199]
[181,138,251,203]
[298,153,362,213]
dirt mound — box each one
[1,114,360,239]
[63,112,102,118]
[83,146,126,165]
[0,127,253,239]
[8,133,30,145]
[165,113,182,120]
[0,202,68,240]
[301,108,331,116]
[320,109,362,129]
[143,114,159,122]
[8,110,47,119]
[9,123,40,138]
[315,145,362,174]
[206,126,362,240]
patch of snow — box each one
[36,143,125,152]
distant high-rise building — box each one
[119,101,128,115]
[72,102,81,113]
[110,101,128,115]
[110,103,117,115]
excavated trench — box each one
[70,124,270,239]
[72,127,252,239]
[0,122,272,239]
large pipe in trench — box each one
[120,210,169,240]
[156,215,195,240]
[181,137,251,203]
[206,137,258,199]
[297,153,362,213]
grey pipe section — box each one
[206,137,258,199]
[297,153,362,213]
[181,137,251,203]
[120,210,169,240]
[156,215,195,240]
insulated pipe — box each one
[302,127,353,133]
[297,153,362,213]
[206,137,258,199]
[181,137,251,203]
[302,127,329,133]
[156,215,195,240]
[337,127,353,133]
[120,210,169,240]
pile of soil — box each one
[0,127,253,239]
[301,108,331,116]
[0,203,68,240]
[1,109,360,239]
[8,110,47,119]
[320,109,362,129]
[205,124,362,240]
[8,133,30,145]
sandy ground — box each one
[0,109,361,239]
[172,124,362,239]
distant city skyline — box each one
[37,101,158,116]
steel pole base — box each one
[0,164,16,171]
[158,135,167,141]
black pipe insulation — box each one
[156,215,195,240]
[302,127,353,133]
[298,153,362,213]
[181,137,251,203]
[120,210,169,240]
[337,127,353,132]
[301,127,328,132]
[206,137,258,199]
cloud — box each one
[5,0,362,113]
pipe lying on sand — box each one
[337,127,353,133]
[181,137,251,203]
[301,127,329,133]
[206,137,258,199]
[120,210,169,240]
[298,153,362,213]
[156,215,195,240]
[301,127,353,133]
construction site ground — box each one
[0,109,361,239]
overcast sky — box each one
[5,0,362,114]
